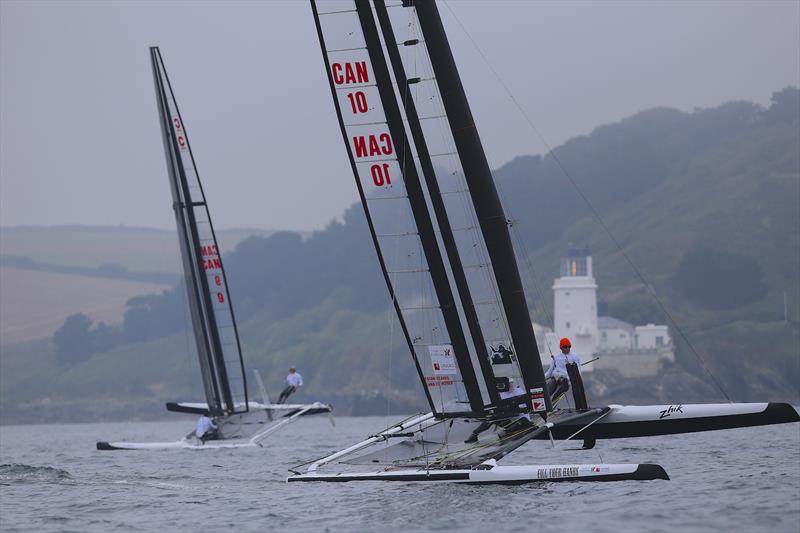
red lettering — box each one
[346,91,368,114]
[353,136,367,157]
[332,63,343,84]
[425,376,454,387]
[332,62,368,85]
[355,62,368,83]
[178,135,186,149]
[200,245,218,257]
[353,134,393,158]
[213,258,221,269]
[379,133,392,154]
[370,163,392,186]
[344,63,356,84]
[173,117,182,130]
[368,136,380,156]
[217,292,225,304]
[214,275,222,286]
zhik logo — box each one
[659,404,684,419]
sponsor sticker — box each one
[429,345,457,376]
[530,387,546,412]
[488,343,513,365]
[537,466,579,479]
[658,404,684,419]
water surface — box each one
[1,416,798,532]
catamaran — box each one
[96,47,332,451]
[288,0,798,482]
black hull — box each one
[541,402,799,440]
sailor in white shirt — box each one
[278,367,303,404]
[545,337,582,400]
[195,415,218,442]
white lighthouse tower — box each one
[551,247,598,371]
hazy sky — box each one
[1,0,798,232]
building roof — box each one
[598,316,635,334]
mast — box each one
[150,47,249,416]
[411,0,552,412]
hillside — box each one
[0,267,170,344]
[1,89,797,423]
[0,225,282,273]
[0,226,289,345]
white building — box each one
[550,249,598,371]
[536,248,674,378]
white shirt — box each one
[195,416,217,437]
[286,372,303,387]
[545,351,582,379]
[499,386,525,400]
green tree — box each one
[52,313,93,365]
[764,86,800,125]
[671,247,767,309]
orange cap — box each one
[559,337,571,349]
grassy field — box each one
[0,225,280,273]
[0,267,171,344]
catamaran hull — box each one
[543,402,799,441]
[287,463,668,484]
[96,402,333,451]
[96,439,258,451]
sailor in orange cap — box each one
[545,337,582,401]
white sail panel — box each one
[356,160,407,200]
[315,0,357,16]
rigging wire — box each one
[440,0,733,402]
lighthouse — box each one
[551,247,597,371]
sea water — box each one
[1,416,798,532]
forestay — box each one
[150,47,248,416]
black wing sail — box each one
[312,0,550,417]
[150,47,248,416]
[312,1,492,417]
[376,0,552,414]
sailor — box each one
[545,337,582,400]
[278,367,303,404]
[195,414,218,442]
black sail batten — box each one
[149,47,249,416]
[411,1,552,412]
[372,0,501,410]
[309,3,436,415]
[354,0,484,415]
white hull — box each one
[288,463,668,484]
[97,401,332,451]
[97,438,258,451]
